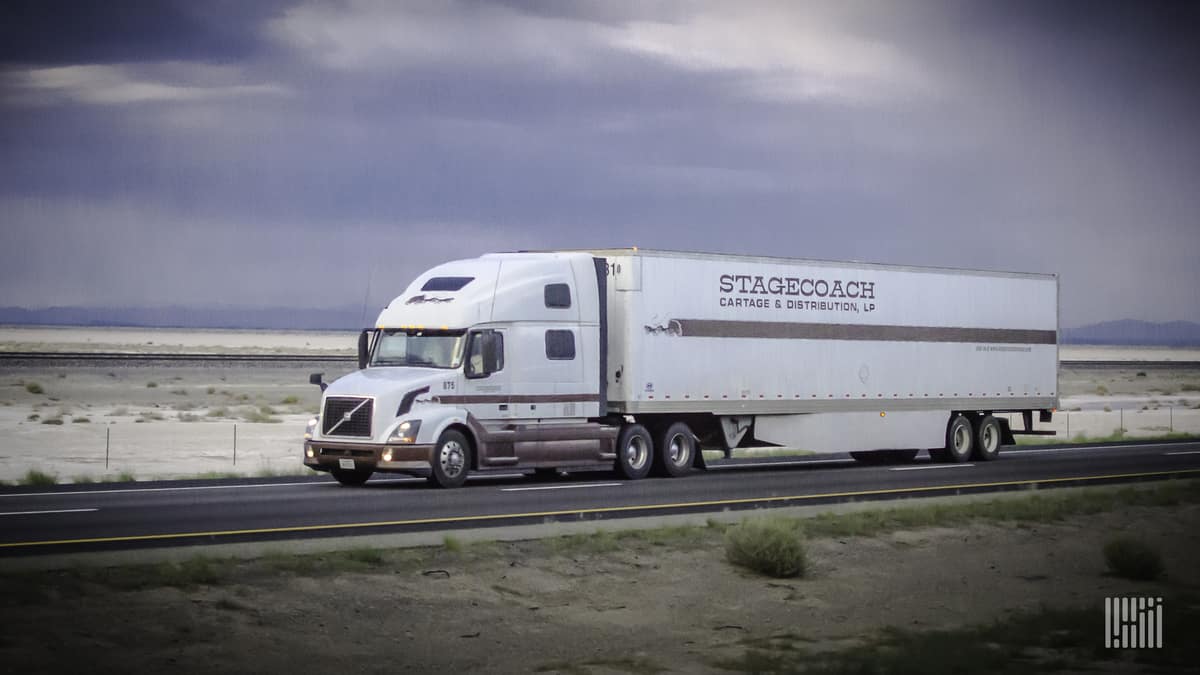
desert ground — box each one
[0,326,1198,482]
[1,486,1197,673]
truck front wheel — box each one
[656,422,696,477]
[614,424,653,480]
[429,429,472,488]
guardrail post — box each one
[233,424,238,466]
[105,426,110,469]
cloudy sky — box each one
[1,0,1197,328]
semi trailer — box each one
[303,249,1058,487]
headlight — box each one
[304,416,319,440]
[388,419,421,444]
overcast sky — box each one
[1,0,1197,328]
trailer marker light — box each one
[880,412,886,417]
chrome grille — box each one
[322,397,373,437]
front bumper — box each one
[304,439,435,473]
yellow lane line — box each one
[4,468,1200,549]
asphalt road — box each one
[2,440,1199,556]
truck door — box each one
[463,328,511,420]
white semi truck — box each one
[304,249,1057,487]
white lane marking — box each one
[891,464,975,471]
[0,481,335,499]
[0,508,98,516]
[501,482,622,492]
[0,472,528,499]
[1166,451,1200,456]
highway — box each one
[2,440,1198,556]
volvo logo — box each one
[342,412,354,422]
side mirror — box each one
[309,372,327,391]
[357,329,372,370]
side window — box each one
[465,330,504,378]
[545,329,576,360]
[544,283,571,309]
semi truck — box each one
[303,249,1058,487]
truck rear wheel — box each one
[944,415,974,463]
[429,429,471,488]
[614,424,653,480]
[331,468,372,486]
[973,415,1002,461]
[656,422,696,477]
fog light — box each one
[382,449,394,462]
[306,447,315,458]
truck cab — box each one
[303,252,618,487]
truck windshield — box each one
[370,330,465,369]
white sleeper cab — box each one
[303,249,1058,487]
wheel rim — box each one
[626,436,648,470]
[953,423,970,454]
[667,433,690,466]
[982,424,998,453]
[440,440,465,477]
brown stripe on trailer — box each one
[674,320,1056,345]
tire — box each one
[973,415,1002,461]
[656,422,696,478]
[614,423,653,480]
[429,429,471,488]
[331,468,372,486]
[944,415,974,463]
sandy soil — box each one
[2,501,1197,673]
[1,328,1198,482]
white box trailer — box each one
[304,249,1057,487]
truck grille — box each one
[322,397,374,438]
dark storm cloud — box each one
[0,0,289,65]
[0,1,1197,327]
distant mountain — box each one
[0,306,371,331]
[1062,320,1200,346]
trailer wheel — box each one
[944,415,974,463]
[429,429,471,488]
[331,468,372,486]
[656,422,696,477]
[614,424,653,480]
[973,415,1002,461]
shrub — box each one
[169,388,188,396]
[25,382,44,395]
[21,469,57,486]
[146,381,158,388]
[206,387,217,395]
[280,395,300,405]
[72,417,91,423]
[1103,537,1164,581]
[41,417,64,425]
[725,517,808,578]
